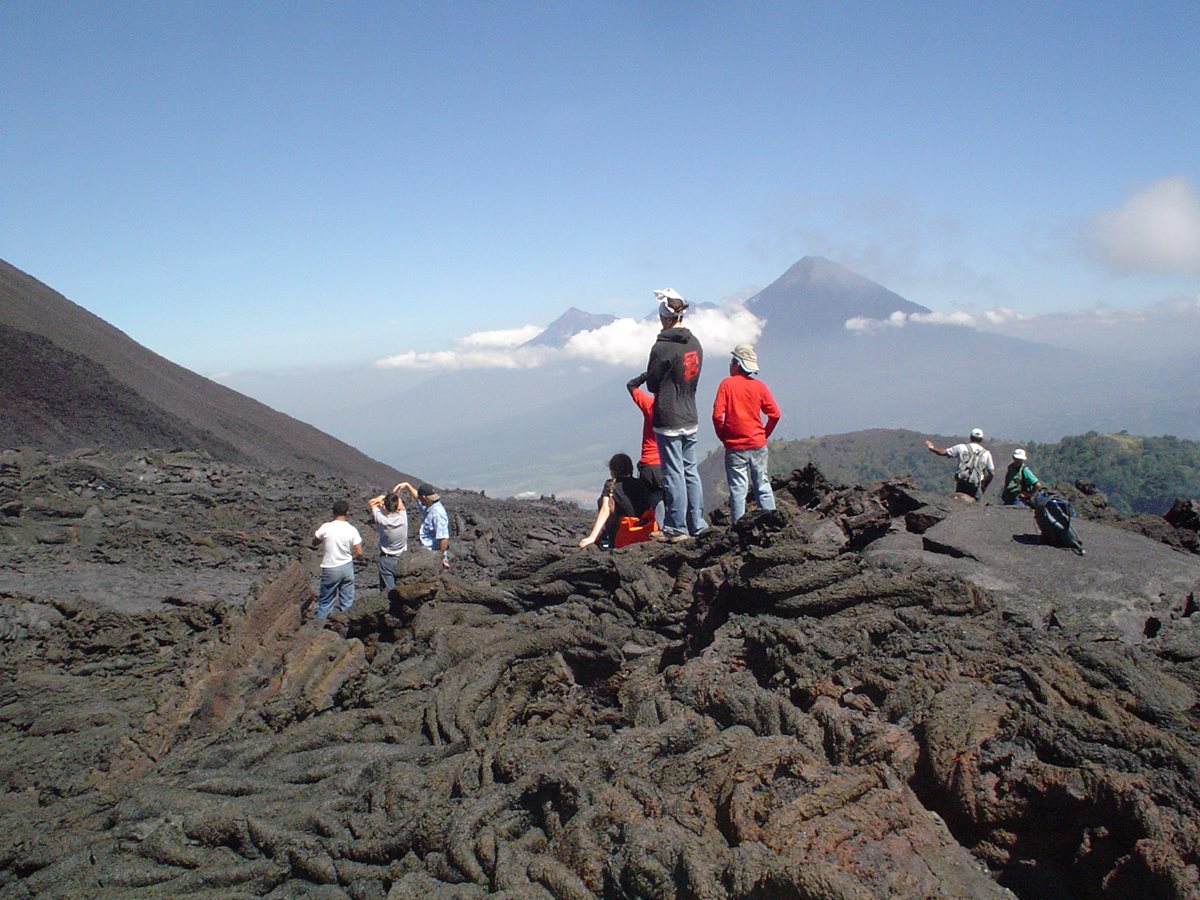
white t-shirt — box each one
[945,442,995,473]
[314,519,363,568]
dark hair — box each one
[332,500,350,517]
[384,492,400,513]
[417,483,437,498]
[608,452,634,479]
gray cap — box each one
[732,343,759,374]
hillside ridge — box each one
[0,258,413,486]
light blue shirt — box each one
[418,499,449,551]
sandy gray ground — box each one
[867,502,1200,643]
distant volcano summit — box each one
[522,307,616,348]
[747,256,930,334]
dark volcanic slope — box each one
[0,259,410,487]
[0,325,244,458]
[2,451,1199,897]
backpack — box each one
[1030,490,1084,552]
[956,444,988,487]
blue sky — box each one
[4,1,1199,375]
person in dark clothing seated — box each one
[578,453,657,549]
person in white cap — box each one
[925,428,995,500]
[644,288,707,541]
[712,343,781,521]
[1001,448,1040,505]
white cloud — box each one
[375,346,552,370]
[1086,176,1200,274]
[981,307,1026,325]
[688,305,767,354]
[458,324,544,348]
[904,293,1199,361]
[563,317,660,367]
[846,307,1030,333]
[376,303,764,371]
[910,310,977,327]
[375,323,548,369]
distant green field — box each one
[700,428,1200,515]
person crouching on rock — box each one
[311,500,363,619]
[396,482,451,570]
[1001,448,1040,506]
[579,453,657,549]
[367,490,408,590]
[926,428,995,501]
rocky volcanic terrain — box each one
[2,448,1199,898]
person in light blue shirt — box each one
[396,481,451,569]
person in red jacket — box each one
[712,344,781,521]
[625,372,664,516]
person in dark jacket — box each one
[643,288,707,541]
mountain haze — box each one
[0,259,412,487]
[371,256,1194,499]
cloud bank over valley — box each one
[374,303,765,371]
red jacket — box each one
[631,388,661,465]
[712,374,781,450]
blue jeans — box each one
[316,562,355,618]
[655,431,708,536]
[725,446,775,521]
[378,553,402,592]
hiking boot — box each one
[668,532,693,543]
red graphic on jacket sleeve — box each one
[683,350,700,382]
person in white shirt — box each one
[925,428,995,500]
[311,500,363,619]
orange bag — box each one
[614,511,659,548]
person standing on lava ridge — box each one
[624,371,664,521]
[367,490,408,591]
[396,482,451,570]
[712,343,781,522]
[311,499,363,619]
[644,288,707,542]
[926,428,995,501]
